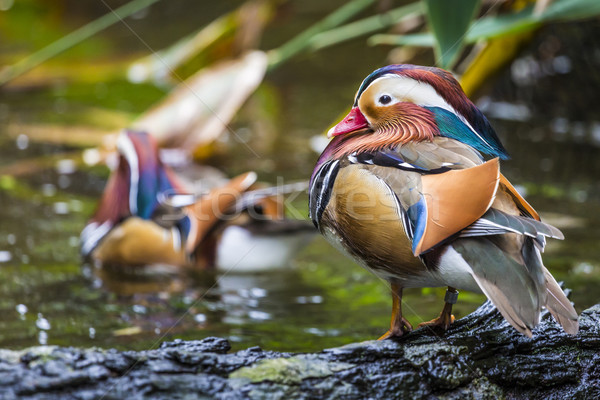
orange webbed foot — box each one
[417,313,455,332]
[416,287,458,334]
[378,317,413,340]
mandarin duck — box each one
[168,180,317,271]
[309,64,578,339]
[81,130,314,270]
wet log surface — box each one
[1,300,599,399]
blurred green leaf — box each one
[466,7,538,40]
[0,176,17,191]
[424,0,481,69]
[368,32,435,47]
[369,0,600,56]
[267,0,377,70]
[310,2,424,51]
[541,0,600,20]
[0,0,164,86]
[468,0,600,40]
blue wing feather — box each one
[406,196,428,255]
[137,166,160,220]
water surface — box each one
[0,3,599,352]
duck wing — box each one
[359,138,501,256]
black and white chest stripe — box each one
[309,151,451,230]
[349,150,454,174]
[309,159,340,230]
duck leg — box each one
[418,287,458,331]
[379,283,413,340]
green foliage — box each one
[424,0,481,69]
[370,0,600,70]
[0,0,164,86]
[310,2,424,51]
[267,0,377,70]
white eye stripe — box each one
[369,75,448,109]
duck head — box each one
[325,64,509,160]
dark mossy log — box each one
[0,300,599,399]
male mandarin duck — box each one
[81,130,314,270]
[309,64,578,339]
[81,130,192,266]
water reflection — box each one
[83,263,348,351]
[94,264,195,296]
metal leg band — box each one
[444,289,459,304]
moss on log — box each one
[0,300,599,399]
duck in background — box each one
[81,130,316,271]
[309,64,578,339]
[176,178,317,271]
[209,193,317,272]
